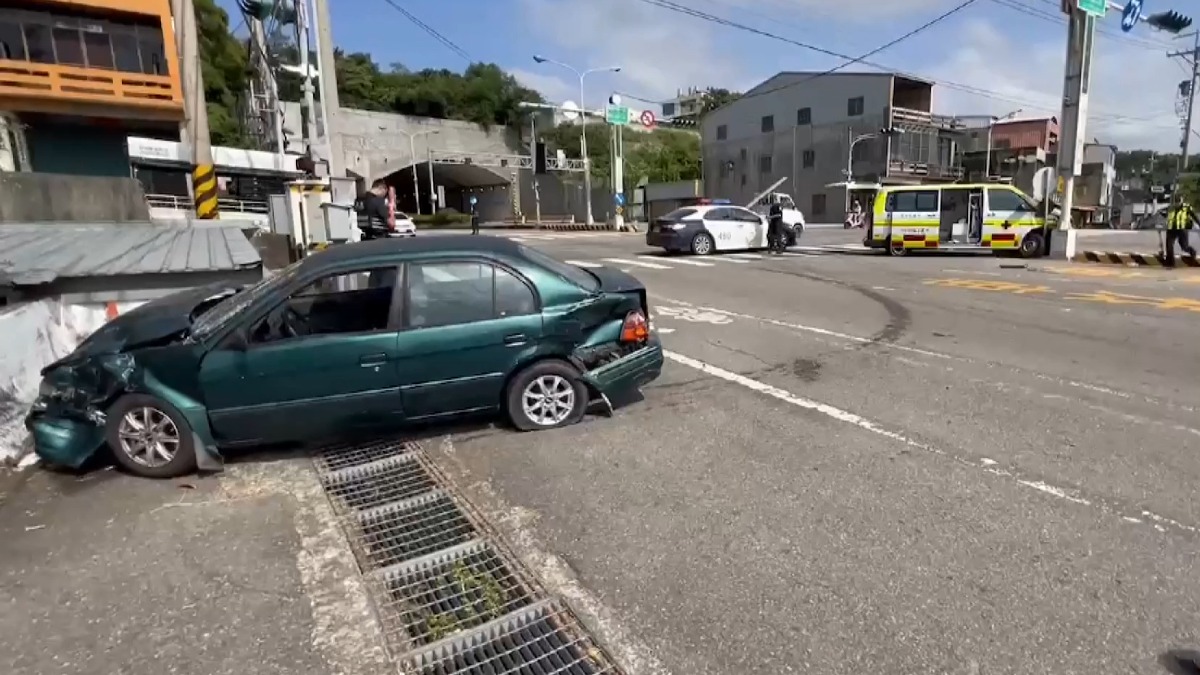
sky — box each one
[217,0,1194,152]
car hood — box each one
[42,283,240,374]
[587,266,645,294]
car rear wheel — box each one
[691,232,714,256]
[105,394,197,478]
[507,360,588,431]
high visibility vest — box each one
[1170,205,1193,229]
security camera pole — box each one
[532,56,621,226]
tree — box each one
[539,123,701,185]
[196,0,251,147]
[699,87,741,117]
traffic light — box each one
[1146,10,1193,33]
[534,142,547,174]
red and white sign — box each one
[639,109,657,128]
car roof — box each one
[302,234,523,269]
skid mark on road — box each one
[664,350,1200,538]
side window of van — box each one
[914,190,939,212]
[892,191,918,212]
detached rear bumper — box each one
[582,336,664,397]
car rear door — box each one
[198,266,405,447]
[396,258,544,419]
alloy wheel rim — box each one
[696,236,712,254]
[117,406,181,468]
[521,375,576,426]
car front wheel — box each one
[507,360,588,431]
[105,394,197,478]
[691,231,715,255]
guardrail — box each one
[146,194,270,214]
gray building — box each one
[701,72,966,223]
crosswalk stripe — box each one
[728,253,763,260]
[565,259,604,268]
[705,256,750,264]
[639,255,712,267]
[602,257,672,270]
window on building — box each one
[761,115,774,133]
[82,28,114,69]
[111,27,141,72]
[740,174,746,187]
[759,155,772,173]
[847,96,865,117]
[716,124,727,140]
[802,149,815,168]
[663,102,676,117]
[811,193,826,216]
[0,17,26,60]
[740,147,747,161]
[137,32,165,75]
[993,138,1011,149]
[52,24,85,66]
[797,107,811,125]
[21,22,52,63]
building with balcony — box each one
[958,116,1059,185]
[662,87,708,123]
[0,0,182,177]
[701,71,965,223]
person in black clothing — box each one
[470,204,481,235]
[767,202,786,254]
[355,181,390,239]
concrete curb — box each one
[1072,251,1200,267]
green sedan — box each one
[26,235,663,478]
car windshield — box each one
[518,244,599,292]
[662,207,698,220]
[190,261,303,341]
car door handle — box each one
[359,353,388,367]
[503,333,527,347]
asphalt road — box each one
[433,228,1200,675]
[3,227,1200,675]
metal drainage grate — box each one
[377,539,536,650]
[354,490,477,570]
[321,451,437,512]
[402,600,619,675]
[316,438,421,474]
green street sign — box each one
[1077,0,1105,17]
[606,105,629,126]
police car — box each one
[645,199,797,255]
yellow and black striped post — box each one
[192,163,219,219]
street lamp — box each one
[985,109,1022,181]
[533,55,621,226]
[396,129,439,215]
[845,128,902,211]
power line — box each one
[992,0,1173,51]
[378,0,472,62]
[635,0,1177,127]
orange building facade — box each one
[0,0,183,176]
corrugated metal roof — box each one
[0,222,263,286]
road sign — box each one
[1121,0,1143,31]
[606,105,630,126]
[615,192,625,206]
[1077,0,1105,17]
[639,109,657,128]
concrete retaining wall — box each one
[0,173,151,223]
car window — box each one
[988,188,1035,212]
[250,267,398,344]
[191,260,303,342]
[704,208,730,220]
[731,207,762,222]
[517,244,599,291]
[661,207,698,220]
[408,261,495,329]
[495,267,538,318]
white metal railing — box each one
[146,193,271,213]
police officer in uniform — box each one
[767,201,786,254]
[1165,196,1198,267]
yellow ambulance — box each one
[865,183,1049,258]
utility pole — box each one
[295,0,319,168]
[1168,31,1199,172]
[175,0,217,219]
[1055,4,1097,233]
[312,0,341,176]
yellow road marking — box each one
[925,278,1200,314]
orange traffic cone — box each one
[105,302,119,321]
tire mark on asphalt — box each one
[758,267,912,346]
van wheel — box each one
[690,232,715,255]
[105,394,197,479]
[506,360,588,431]
[1019,231,1045,258]
[888,239,909,256]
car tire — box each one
[1019,231,1045,259]
[690,231,715,256]
[506,360,588,432]
[105,394,197,479]
[888,239,908,256]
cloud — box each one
[517,0,756,102]
[510,68,576,103]
[923,19,1186,151]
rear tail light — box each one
[620,310,649,343]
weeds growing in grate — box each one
[404,602,617,675]
[322,454,437,512]
[357,493,477,570]
[381,543,533,647]
[316,438,421,473]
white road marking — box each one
[664,349,1199,537]
[656,327,676,334]
[642,255,712,267]
[728,253,763,260]
[602,257,672,270]
[564,260,604,268]
[704,256,750,264]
